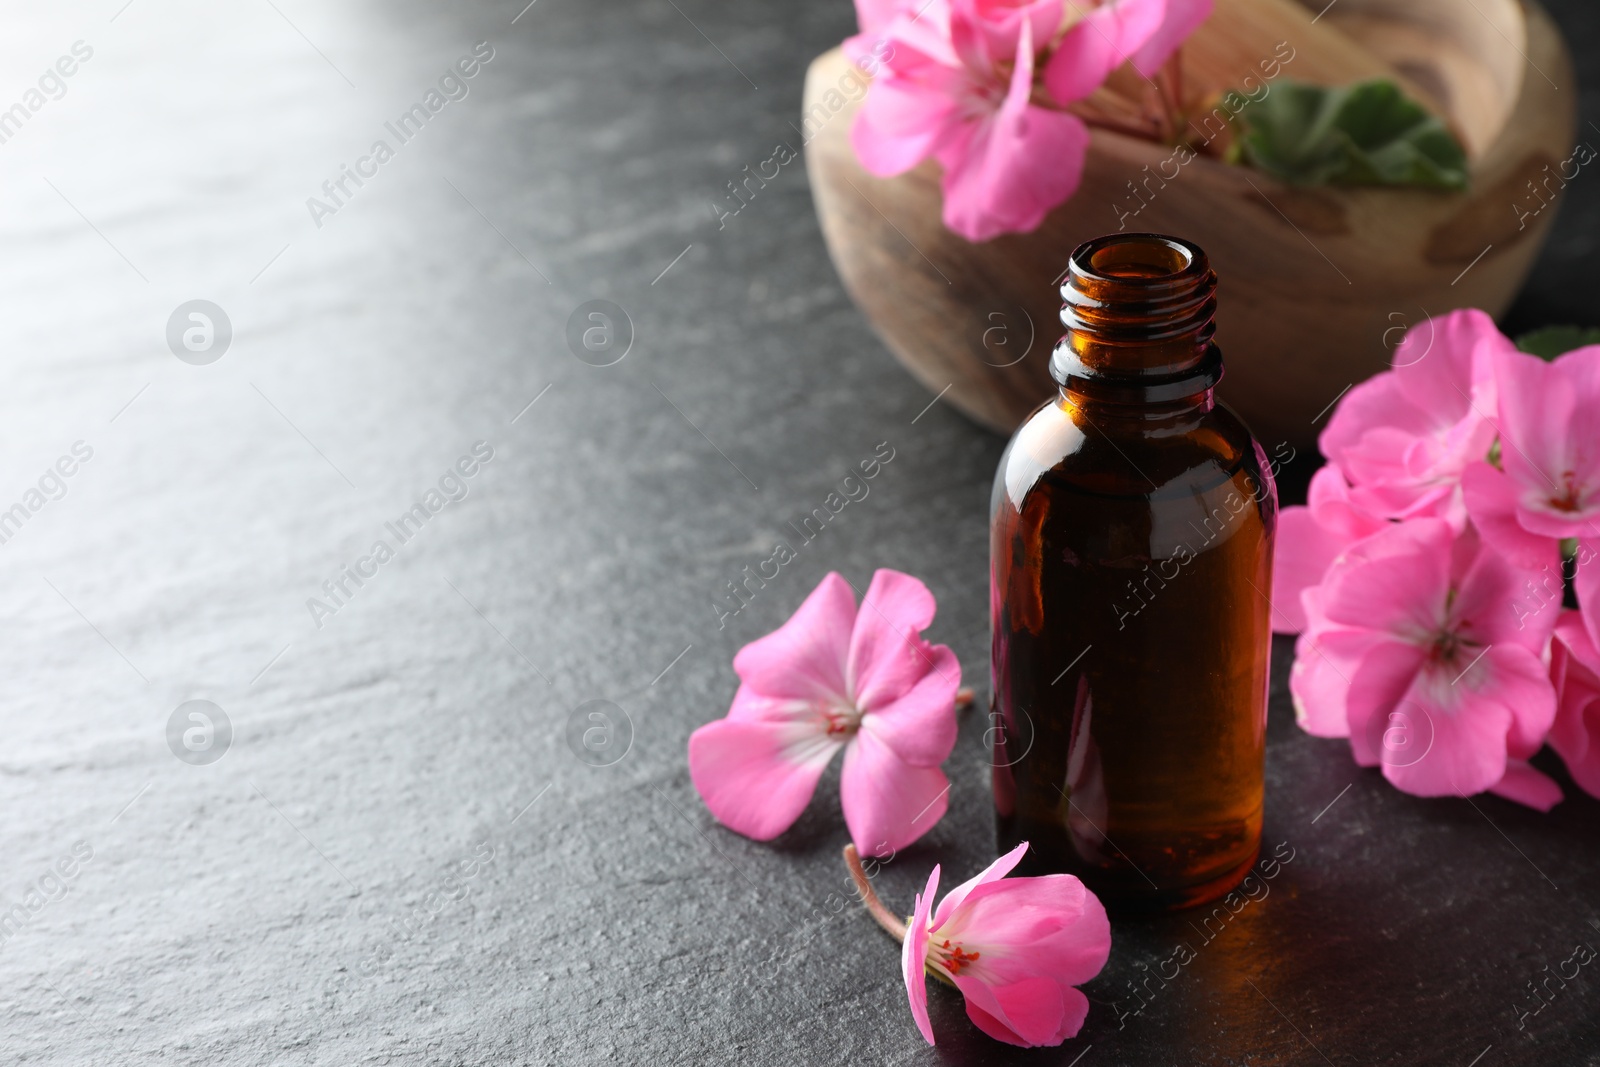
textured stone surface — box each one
[0,1,1596,1064]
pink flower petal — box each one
[686,718,842,840]
[854,0,908,33]
[1290,580,1377,739]
[931,840,1030,925]
[844,7,968,174]
[1380,694,1508,799]
[938,19,1091,240]
[845,0,957,68]
[1043,0,1166,103]
[954,975,1070,1047]
[732,572,856,701]
[1392,308,1502,424]
[1552,611,1600,799]
[1129,0,1212,77]
[1275,465,1393,634]
[1461,461,1563,571]
[958,985,1031,1045]
[951,0,1065,67]
[1493,345,1577,495]
[840,725,951,855]
[946,0,999,71]
[937,105,1090,241]
[1270,508,1332,629]
[1353,642,1546,800]
[902,863,941,1045]
[1320,519,1453,637]
[861,642,962,767]
[1289,626,1376,738]
[1049,987,1093,1044]
[1307,462,1386,540]
[1322,377,1437,473]
[1479,644,1558,759]
[985,0,1062,58]
[1487,760,1563,811]
[849,74,965,177]
[1579,540,1600,654]
[1516,501,1600,540]
[1343,639,1430,768]
[722,682,808,724]
[1449,526,1559,652]
[1272,502,1357,634]
[848,568,942,709]
[1342,431,1464,522]
[963,983,1091,1046]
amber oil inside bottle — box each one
[989,233,1276,913]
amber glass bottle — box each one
[990,233,1276,913]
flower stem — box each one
[843,844,908,943]
[1152,53,1182,143]
[1168,46,1186,119]
[1067,103,1164,142]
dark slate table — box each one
[1,1,1595,1064]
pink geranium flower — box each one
[687,570,960,857]
[1550,611,1600,800]
[1463,344,1600,584]
[844,0,1208,241]
[1292,518,1562,809]
[1271,464,1387,634]
[1319,309,1508,526]
[903,842,1110,1047]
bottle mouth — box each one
[1053,232,1221,402]
[1061,233,1216,347]
[1080,234,1197,281]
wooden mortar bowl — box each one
[803,1,1576,446]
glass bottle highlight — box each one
[989,233,1277,913]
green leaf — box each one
[1232,79,1468,190]
[1515,325,1600,361]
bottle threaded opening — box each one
[1085,237,1194,280]
[1052,232,1221,402]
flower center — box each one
[926,937,981,976]
[1549,470,1583,513]
[1429,628,1465,665]
[958,78,1008,120]
[1423,588,1481,672]
[821,702,863,737]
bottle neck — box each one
[1049,233,1221,416]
